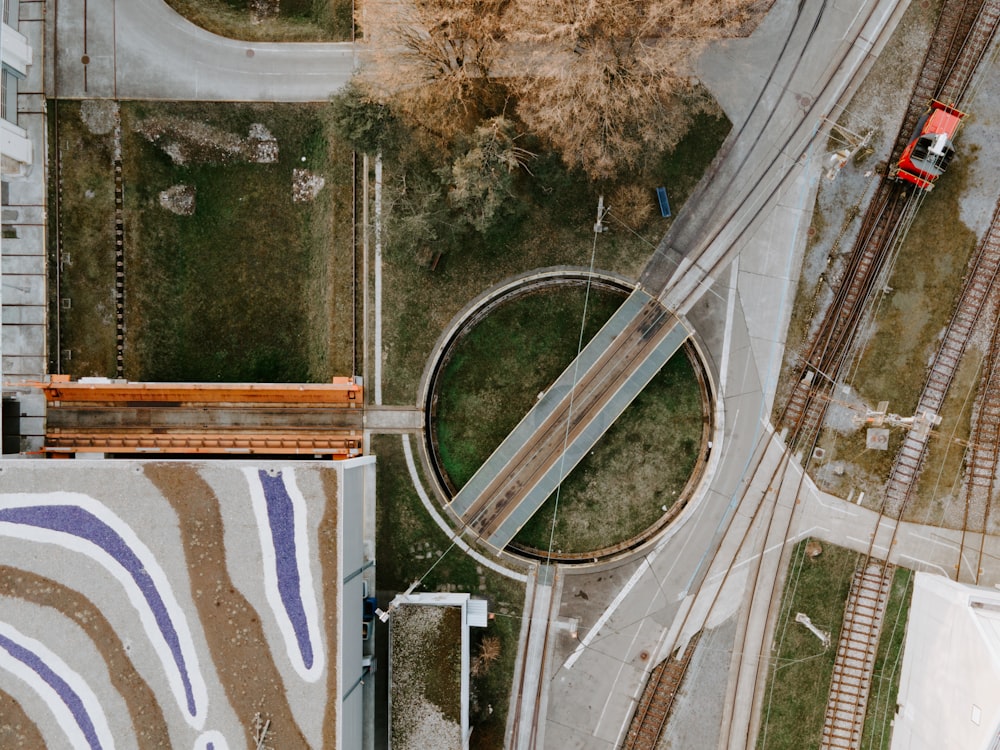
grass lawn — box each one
[861,568,913,749]
[118,101,354,382]
[433,283,624,488]
[757,540,859,750]
[163,0,352,41]
[379,111,732,406]
[373,435,524,749]
[47,100,119,377]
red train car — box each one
[894,100,967,191]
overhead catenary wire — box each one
[544,198,609,566]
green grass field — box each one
[379,111,732,405]
[758,540,859,750]
[758,542,913,750]
[48,101,119,377]
[434,284,624,487]
[119,101,354,382]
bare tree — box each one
[359,0,766,176]
[363,0,511,137]
[509,0,759,179]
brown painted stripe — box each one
[144,463,308,750]
[0,566,170,748]
[0,688,46,749]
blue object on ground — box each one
[656,187,671,218]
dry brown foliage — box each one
[363,0,511,138]
[470,635,502,677]
[609,184,655,231]
[508,0,760,179]
[361,0,766,177]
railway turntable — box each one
[447,288,696,552]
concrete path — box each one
[509,565,561,749]
[363,406,423,432]
[49,0,356,101]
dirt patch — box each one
[144,463,310,750]
[158,184,196,215]
[0,566,171,748]
[133,116,279,166]
[293,169,326,202]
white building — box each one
[892,572,1000,750]
[2,0,46,454]
[1,3,32,175]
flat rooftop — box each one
[0,459,358,749]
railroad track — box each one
[820,562,895,749]
[956,201,1000,583]
[806,1,1000,746]
[112,105,126,378]
[621,635,700,750]
[617,0,1000,746]
[781,0,1000,446]
[884,195,1000,518]
[508,566,559,750]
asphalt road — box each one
[50,0,356,101]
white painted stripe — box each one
[0,493,208,728]
[0,621,116,750]
[564,549,660,670]
[401,435,527,583]
[194,730,231,750]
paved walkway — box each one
[50,0,356,101]
[363,406,423,432]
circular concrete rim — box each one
[417,268,720,568]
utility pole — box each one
[593,195,608,234]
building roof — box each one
[892,572,1000,750]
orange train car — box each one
[894,100,967,191]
